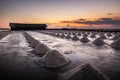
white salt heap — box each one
[93,37,105,45]
[112,35,118,40]
[34,43,50,56]
[66,34,71,39]
[55,33,59,37]
[90,34,96,38]
[100,34,107,39]
[56,33,60,37]
[24,32,35,44]
[59,63,109,80]
[78,33,81,36]
[80,36,90,43]
[72,35,79,41]
[60,34,65,38]
[83,34,88,37]
[31,39,40,48]
[112,33,120,40]
[106,33,112,37]
[111,38,120,49]
[37,49,69,68]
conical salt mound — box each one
[100,34,106,39]
[34,43,50,56]
[78,33,81,36]
[56,33,61,37]
[72,33,76,35]
[38,50,69,68]
[72,35,79,41]
[80,36,90,43]
[112,35,118,40]
[112,33,120,40]
[66,34,71,39]
[56,33,60,37]
[90,34,96,38]
[60,34,65,38]
[111,38,120,49]
[93,38,105,45]
[24,33,34,44]
[83,34,88,37]
[52,33,55,36]
[107,33,112,36]
[31,39,40,48]
[59,63,109,80]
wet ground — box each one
[0,31,58,80]
[0,30,120,80]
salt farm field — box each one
[0,30,120,80]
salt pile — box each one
[37,49,69,69]
[72,35,79,41]
[24,32,35,44]
[86,32,90,35]
[90,34,96,38]
[112,35,118,40]
[80,36,89,43]
[99,33,103,36]
[83,34,88,37]
[111,38,120,49]
[106,33,112,36]
[100,34,107,39]
[53,33,56,36]
[66,34,71,39]
[78,33,81,36]
[93,37,105,45]
[112,33,120,40]
[60,34,65,38]
[34,43,51,56]
[56,33,60,37]
[31,39,40,48]
[59,63,109,80]
[55,33,59,37]
[72,33,76,35]
[52,33,55,36]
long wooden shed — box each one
[9,23,47,30]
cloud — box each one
[107,13,114,15]
[77,18,86,21]
[61,21,72,23]
[61,17,120,26]
[95,18,120,25]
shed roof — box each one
[9,23,48,27]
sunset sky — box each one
[0,0,120,28]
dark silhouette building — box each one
[9,23,47,30]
